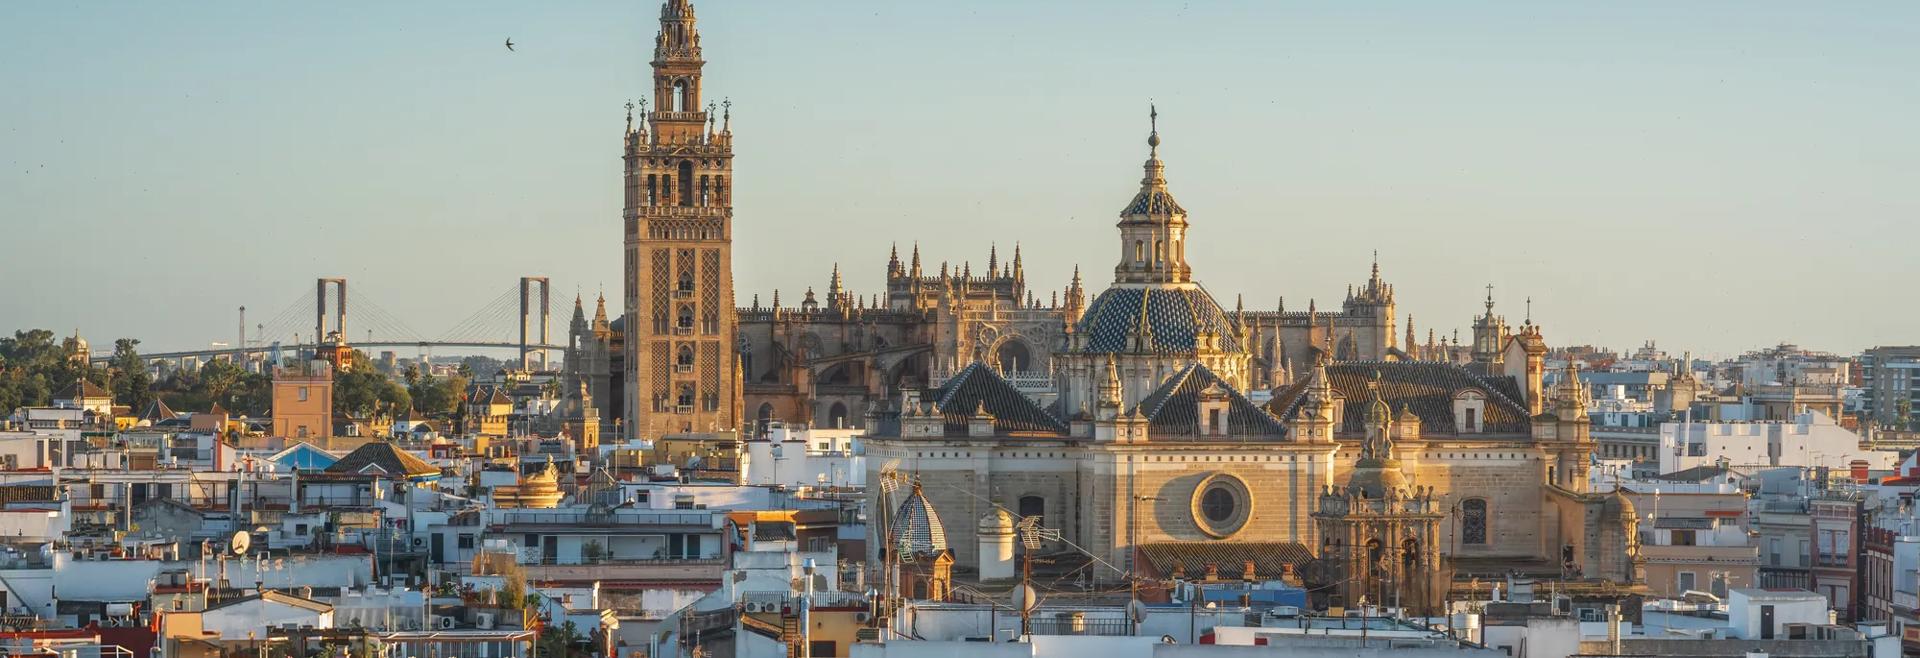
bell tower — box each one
[623,0,740,439]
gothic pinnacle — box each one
[987,243,998,274]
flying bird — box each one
[504,38,515,52]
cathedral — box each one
[572,0,1645,611]
[858,113,1642,610]
[573,0,1408,439]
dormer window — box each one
[1196,383,1231,438]
[1454,390,1487,434]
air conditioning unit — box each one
[412,536,427,547]
[437,615,458,630]
[854,611,871,623]
[476,612,496,630]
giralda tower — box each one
[622,0,740,439]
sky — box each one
[3,1,1916,359]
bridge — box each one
[100,277,572,371]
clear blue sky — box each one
[3,1,1916,358]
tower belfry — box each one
[624,0,740,439]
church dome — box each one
[1343,459,1409,499]
[890,483,948,556]
[1604,489,1636,520]
[1076,286,1243,355]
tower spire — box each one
[829,263,844,309]
[1114,103,1190,285]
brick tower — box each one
[623,0,740,439]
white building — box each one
[1659,411,1897,474]
[740,423,865,489]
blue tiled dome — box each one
[890,483,948,556]
[1075,286,1243,355]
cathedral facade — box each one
[575,0,1639,609]
[859,121,1642,606]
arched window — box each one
[678,161,695,207]
[677,305,694,330]
[677,345,695,367]
[699,175,710,207]
[672,80,689,112]
[1134,240,1145,263]
[757,402,774,423]
[676,384,694,408]
[995,340,1032,373]
[828,402,849,429]
[1018,495,1044,524]
[647,175,658,206]
[677,270,695,293]
[1155,239,1165,263]
[1461,498,1488,545]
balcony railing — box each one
[1027,616,1134,637]
[493,510,713,527]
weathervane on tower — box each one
[1148,102,1160,155]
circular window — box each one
[1190,473,1253,538]
[1201,488,1235,523]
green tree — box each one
[334,369,410,421]
[0,329,88,410]
[409,374,467,416]
[536,620,584,658]
[109,338,143,404]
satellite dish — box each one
[1010,584,1039,614]
[1128,599,1149,623]
[230,530,251,556]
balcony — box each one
[513,560,726,585]
[491,509,715,529]
[1639,543,1760,566]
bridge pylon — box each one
[316,278,347,355]
[520,277,551,371]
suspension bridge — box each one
[98,277,571,371]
